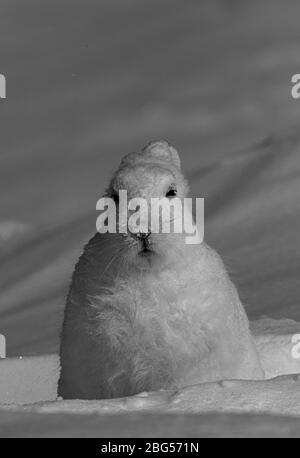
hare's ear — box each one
[120,151,142,167]
[142,141,181,169]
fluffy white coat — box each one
[59,141,263,399]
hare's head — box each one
[103,141,192,269]
[108,140,188,199]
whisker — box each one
[100,246,126,279]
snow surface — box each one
[1,318,300,436]
[1,0,300,437]
[1,0,300,359]
[1,318,300,407]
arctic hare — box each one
[59,141,263,400]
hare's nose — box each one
[137,232,151,240]
[130,231,151,241]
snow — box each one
[1,0,300,437]
[1,317,300,437]
[0,355,58,405]
[251,319,300,379]
[0,221,32,244]
[1,318,300,407]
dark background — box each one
[0,0,300,357]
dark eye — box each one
[112,193,119,204]
[166,188,177,198]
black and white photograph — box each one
[1,0,300,441]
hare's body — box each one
[59,141,263,400]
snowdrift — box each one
[1,0,300,438]
[1,318,300,437]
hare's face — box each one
[105,141,190,268]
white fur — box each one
[59,141,263,400]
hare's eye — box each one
[166,188,177,198]
[112,193,119,204]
